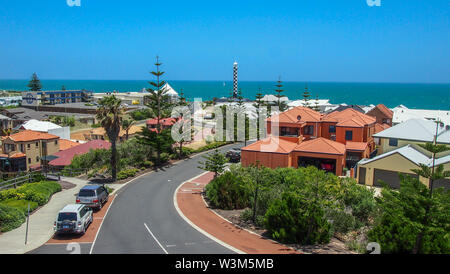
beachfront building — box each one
[373,118,450,155]
[241,106,377,175]
[392,105,450,125]
[21,90,93,106]
[0,130,60,172]
[261,94,289,105]
[0,96,22,107]
[357,144,450,190]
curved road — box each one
[91,143,245,254]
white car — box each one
[54,204,93,235]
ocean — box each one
[0,79,449,110]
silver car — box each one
[54,204,93,235]
[76,185,109,210]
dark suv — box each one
[76,185,109,210]
[226,148,241,163]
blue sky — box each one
[0,0,449,82]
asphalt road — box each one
[90,143,245,254]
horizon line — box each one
[1,79,450,85]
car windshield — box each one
[78,189,96,197]
[58,212,77,222]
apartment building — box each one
[21,90,93,106]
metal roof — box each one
[373,118,450,144]
[358,144,449,167]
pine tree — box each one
[253,89,264,140]
[313,95,320,112]
[274,76,288,111]
[410,120,450,254]
[27,73,42,91]
[142,56,174,164]
[302,83,311,109]
[198,149,228,178]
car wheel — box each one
[81,225,86,235]
[98,202,102,210]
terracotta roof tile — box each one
[374,123,391,134]
[294,137,346,155]
[323,108,376,126]
[3,130,59,142]
[59,139,81,151]
[373,104,393,118]
[345,141,368,151]
[242,136,298,154]
[268,106,322,123]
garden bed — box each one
[207,196,357,254]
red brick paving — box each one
[177,172,299,254]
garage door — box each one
[358,167,366,185]
[373,169,418,189]
[433,179,450,190]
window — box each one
[20,144,24,152]
[35,142,38,147]
[55,140,58,145]
[389,138,398,147]
[329,125,336,133]
[36,156,40,162]
[28,158,31,164]
[345,130,353,141]
[304,125,314,135]
[27,144,30,149]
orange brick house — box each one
[241,107,376,175]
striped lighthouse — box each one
[233,61,238,98]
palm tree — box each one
[96,95,124,181]
[122,119,135,140]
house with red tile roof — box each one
[0,130,60,172]
[241,106,377,175]
[48,140,111,167]
[366,104,393,126]
[146,117,178,133]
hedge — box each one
[0,204,26,232]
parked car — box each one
[76,185,109,210]
[226,148,241,163]
[54,204,93,235]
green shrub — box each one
[205,171,252,210]
[0,204,25,232]
[264,191,332,245]
[0,199,38,215]
[327,209,357,234]
[160,153,170,163]
[16,181,62,206]
[338,179,376,226]
[141,161,153,168]
[0,189,26,201]
[117,168,139,180]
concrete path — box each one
[176,172,300,254]
[0,177,90,254]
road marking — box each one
[185,242,196,246]
[173,172,245,254]
[166,244,177,248]
[89,196,116,254]
[144,223,169,254]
